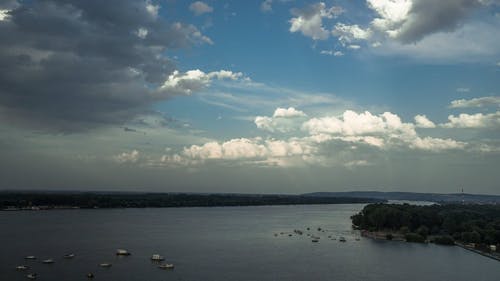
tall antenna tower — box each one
[461,187,464,205]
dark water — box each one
[1,204,499,281]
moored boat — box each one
[42,259,54,264]
[26,273,37,279]
[339,237,346,242]
[158,263,174,269]
[24,256,36,260]
[116,249,131,256]
[63,253,75,259]
[16,265,29,271]
[151,254,165,261]
[99,263,112,268]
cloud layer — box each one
[161,108,473,168]
[0,0,214,131]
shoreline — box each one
[360,229,500,262]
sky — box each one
[0,0,499,194]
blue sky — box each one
[0,0,499,194]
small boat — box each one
[151,254,165,261]
[158,263,174,270]
[355,237,360,241]
[16,265,29,271]
[87,273,94,279]
[116,249,131,256]
[27,273,37,279]
[24,256,36,260]
[311,239,319,243]
[42,259,54,264]
[339,237,346,242]
[99,263,112,268]
[63,253,75,259]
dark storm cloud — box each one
[0,0,210,131]
[397,0,487,43]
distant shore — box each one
[0,191,385,211]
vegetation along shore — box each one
[0,191,384,210]
[351,203,500,261]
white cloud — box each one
[414,114,436,128]
[114,150,140,163]
[368,0,412,38]
[347,44,361,50]
[273,107,307,118]
[158,69,244,96]
[261,0,273,13]
[369,20,500,62]
[449,96,500,108]
[255,107,307,132]
[255,116,276,132]
[328,1,499,61]
[289,2,344,40]
[145,0,160,19]
[189,1,213,16]
[302,110,411,136]
[302,110,465,151]
[344,160,372,168]
[332,23,372,45]
[158,108,480,168]
[135,27,149,39]
[410,136,466,151]
[0,9,10,21]
[171,22,214,45]
[163,137,316,167]
[441,111,500,128]
[320,50,344,56]
[368,0,488,43]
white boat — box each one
[16,265,29,271]
[151,254,165,261]
[116,249,131,256]
[24,256,36,260]
[64,253,75,259]
[27,273,37,279]
[42,259,54,264]
[158,263,174,269]
[99,263,112,268]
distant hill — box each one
[303,191,500,204]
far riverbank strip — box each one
[361,230,500,262]
[0,191,386,210]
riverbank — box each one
[360,229,500,262]
[455,242,500,262]
[1,191,385,210]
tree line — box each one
[351,203,500,245]
[0,192,384,209]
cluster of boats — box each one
[275,227,359,243]
[15,249,174,279]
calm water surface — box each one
[1,204,499,281]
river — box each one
[1,204,499,280]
